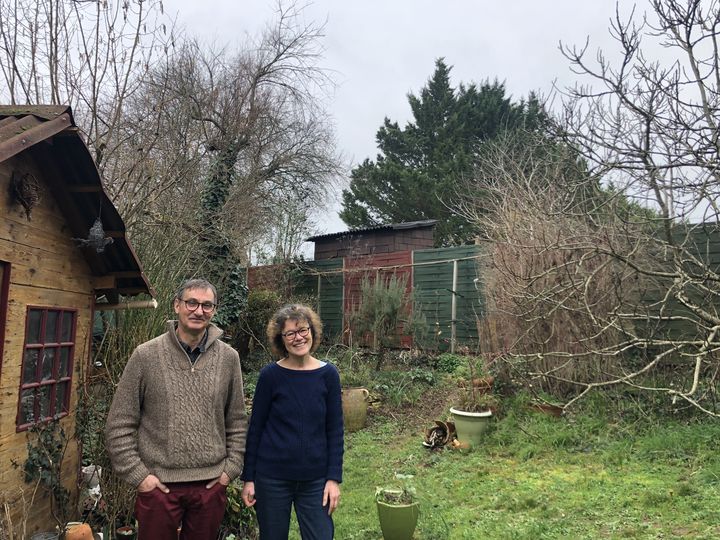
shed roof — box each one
[0,105,153,300]
[306,219,438,242]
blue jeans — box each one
[254,476,334,540]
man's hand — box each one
[206,471,231,489]
[241,481,256,507]
[138,474,169,493]
[323,480,340,515]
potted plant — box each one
[449,356,497,447]
[375,474,419,540]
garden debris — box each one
[450,438,472,453]
[422,420,456,448]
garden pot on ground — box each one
[528,402,563,417]
[449,407,492,447]
[342,387,370,432]
[81,464,102,489]
[65,523,94,540]
[115,525,136,539]
[376,498,419,540]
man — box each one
[106,278,247,540]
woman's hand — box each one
[241,481,256,507]
[323,480,340,515]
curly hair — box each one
[267,304,323,358]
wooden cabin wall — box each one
[0,153,96,536]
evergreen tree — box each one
[340,58,544,246]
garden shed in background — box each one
[0,105,154,535]
[248,221,486,352]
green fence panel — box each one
[638,226,720,341]
[295,259,344,342]
[412,245,484,351]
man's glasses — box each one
[281,327,310,340]
[180,299,218,313]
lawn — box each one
[313,391,720,540]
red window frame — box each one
[16,306,77,431]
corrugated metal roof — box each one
[0,105,154,299]
[306,219,438,242]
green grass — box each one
[315,403,720,539]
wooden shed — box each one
[0,106,153,534]
[306,219,437,260]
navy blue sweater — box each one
[241,362,344,483]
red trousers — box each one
[134,481,227,540]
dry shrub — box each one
[457,130,651,396]
[483,216,640,395]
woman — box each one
[241,304,344,539]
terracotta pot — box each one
[458,376,494,394]
[529,402,563,417]
[342,387,370,432]
[116,525,136,539]
[65,523,93,540]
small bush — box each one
[434,352,463,373]
[220,480,258,539]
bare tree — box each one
[0,0,173,168]
[460,0,720,420]
[108,3,343,326]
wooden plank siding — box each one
[0,153,94,534]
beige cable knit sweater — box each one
[105,321,247,487]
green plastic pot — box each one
[376,498,419,540]
[449,407,492,447]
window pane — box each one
[45,311,59,343]
[61,312,73,342]
[22,349,40,383]
[59,347,71,377]
[27,310,42,344]
[19,389,36,424]
[38,385,51,419]
[56,382,69,414]
[41,349,56,381]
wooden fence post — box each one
[451,259,458,354]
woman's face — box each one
[281,318,313,358]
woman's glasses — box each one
[281,327,310,340]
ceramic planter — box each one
[342,387,370,432]
[30,533,59,540]
[81,464,102,489]
[449,407,492,446]
[376,498,419,540]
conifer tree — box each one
[340,58,543,246]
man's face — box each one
[174,286,216,336]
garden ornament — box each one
[74,217,113,253]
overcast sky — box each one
[170,0,650,237]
